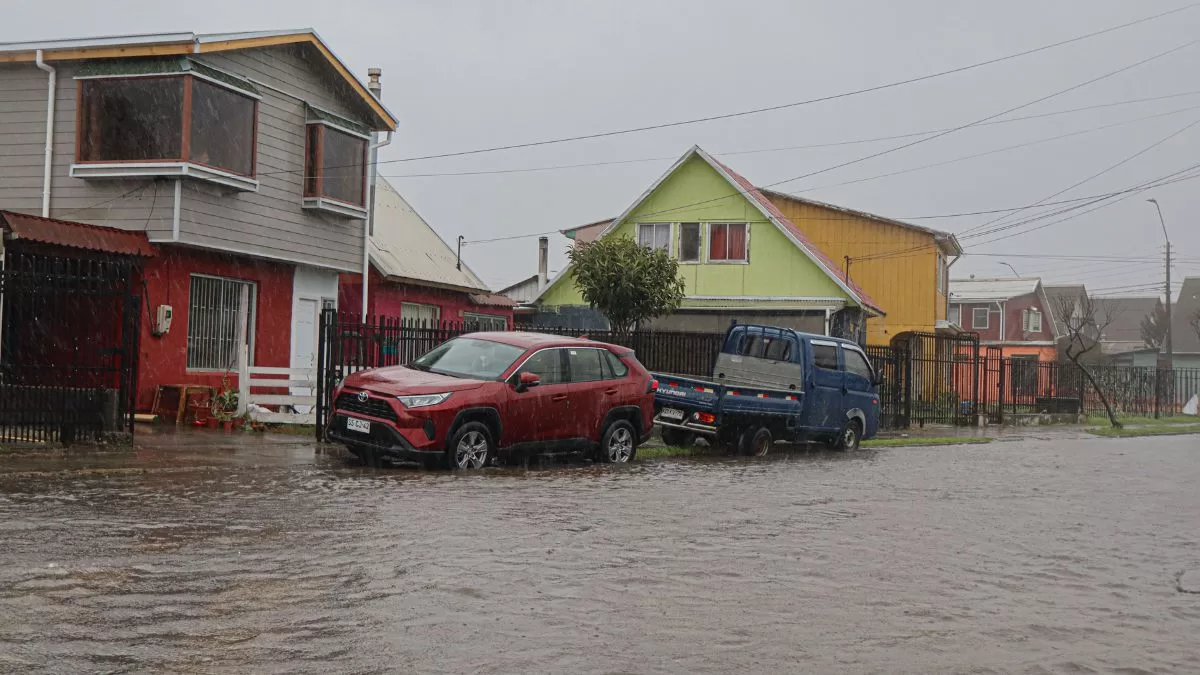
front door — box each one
[841,345,879,437]
[290,297,321,411]
[805,340,844,432]
[505,348,572,445]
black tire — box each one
[598,419,637,463]
[836,419,863,451]
[739,426,773,457]
[660,426,694,448]
[446,422,493,470]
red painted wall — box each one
[136,245,294,411]
[955,292,1053,343]
[339,269,513,326]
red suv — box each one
[328,332,656,469]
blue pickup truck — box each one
[652,323,882,454]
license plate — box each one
[660,408,685,421]
[346,417,371,434]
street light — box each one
[1146,198,1172,366]
[1000,262,1020,278]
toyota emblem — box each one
[357,391,369,403]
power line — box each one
[371,3,1200,165]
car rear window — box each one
[604,350,630,378]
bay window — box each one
[303,108,370,218]
[709,223,748,262]
[72,61,259,190]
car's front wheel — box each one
[448,422,492,470]
[599,420,636,463]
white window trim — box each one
[464,312,507,330]
[70,162,259,192]
[301,196,368,219]
[706,222,750,264]
[637,222,673,255]
[972,307,990,330]
[949,304,961,327]
[1024,308,1042,333]
[186,273,257,372]
[677,222,703,265]
[401,302,441,325]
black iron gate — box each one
[0,248,141,444]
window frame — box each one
[678,222,702,263]
[972,307,990,330]
[185,273,258,372]
[1023,308,1043,333]
[936,252,946,295]
[71,73,260,191]
[512,347,569,386]
[707,222,749,263]
[463,312,508,331]
[841,345,875,381]
[566,347,609,383]
[948,304,961,327]
[302,120,371,218]
[636,222,672,254]
[401,302,441,326]
[811,342,840,371]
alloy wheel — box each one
[607,426,634,463]
[455,430,489,469]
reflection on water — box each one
[2,436,1200,673]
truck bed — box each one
[652,372,805,435]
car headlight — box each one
[397,392,452,409]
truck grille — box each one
[335,392,398,421]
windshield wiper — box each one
[406,363,430,372]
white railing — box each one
[236,345,317,425]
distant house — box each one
[537,146,883,340]
[560,218,612,248]
[948,278,1060,359]
[1168,277,1200,369]
[1042,284,1092,338]
[339,179,513,329]
[1093,296,1162,356]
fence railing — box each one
[315,311,1200,440]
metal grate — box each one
[335,392,398,421]
[186,275,256,371]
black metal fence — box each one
[0,249,141,445]
[315,311,1200,438]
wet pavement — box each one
[2,431,1199,673]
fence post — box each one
[236,343,249,417]
[997,356,1006,425]
[315,309,328,441]
[1154,368,1161,419]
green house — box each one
[537,146,884,338]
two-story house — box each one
[948,278,1060,358]
[536,146,883,340]
[0,30,398,410]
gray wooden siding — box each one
[0,43,377,271]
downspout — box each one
[35,50,55,217]
[362,68,391,320]
[945,254,961,326]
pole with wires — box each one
[1147,198,1172,368]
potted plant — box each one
[212,388,239,431]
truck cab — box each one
[653,324,881,453]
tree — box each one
[1053,294,1121,428]
[568,235,686,335]
[1139,301,1169,349]
[1191,309,1200,345]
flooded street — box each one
[2,433,1199,673]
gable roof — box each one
[1171,277,1200,354]
[1043,284,1088,337]
[948,277,1041,302]
[0,29,396,130]
[1094,296,1160,345]
[370,178,491,295]
[542,146,883,316]
[759,189,962,256]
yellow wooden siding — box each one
[768,196,942,346]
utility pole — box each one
[1147,199,1172,368]
[844,255,851,283]
[456,235,464,271]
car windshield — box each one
[409,337,525,380]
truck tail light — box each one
[695,412,716,424]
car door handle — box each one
[551,394,568,402]
[603,388,618,395]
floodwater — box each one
[1,433,1199,674]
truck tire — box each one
[660,427,694,448]
[739,426,773,457]
[835,419,863,451]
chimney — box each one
[537,236,549,290]
[367,68,382,99]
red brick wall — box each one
[137,246,294,411]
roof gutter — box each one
[34,50,55,217]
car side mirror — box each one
[872,372,885,387]
[515,371,541,392]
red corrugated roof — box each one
[469,293,517,308]
[708,157,884,316]
[0,211,156,257]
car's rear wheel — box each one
[599,420,636,463]
[448,422,492,470]
[660,426,694,448]
[739,426,773,457]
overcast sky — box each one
[6,1,1198,298]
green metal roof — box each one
[76,57,260,96]
[305,104,370,136]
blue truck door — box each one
[841,345,880,438]
[805,340,844,431]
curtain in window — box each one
[709,224,728,260]
[727,224,747,260]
